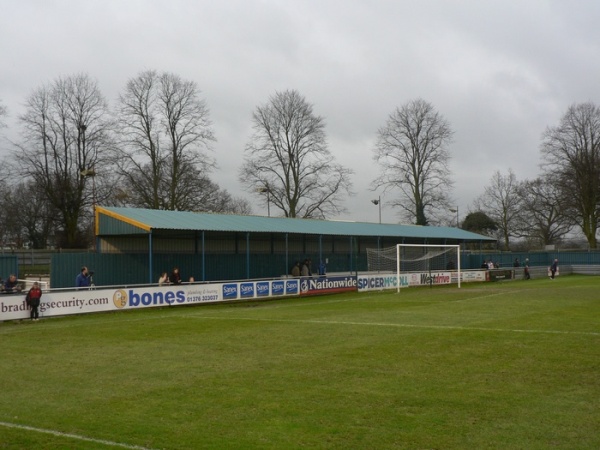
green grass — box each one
[1,276,599,449]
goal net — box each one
[366,244,460,291]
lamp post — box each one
[449,206,459,228]
[258,186,271,217]
[371,196,381,224]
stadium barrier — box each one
[0,275,357,322]
[6,266,596,322]
[569,265,600,275]
[2,269,478,321]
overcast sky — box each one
[1,0,599,224]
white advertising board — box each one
[0,278,305,322]
[357,270,486,292]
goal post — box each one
[397,244,460,292]
[366,244,460,292]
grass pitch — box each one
[1,276,599,449]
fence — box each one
[464,250,600,269]
[50,252,359,288]
[0,256,19,281]
[1,249,54,266]
[2,248,599,289]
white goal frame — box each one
[395,244,461,293]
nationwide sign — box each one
[299,276,358,295]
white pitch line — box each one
[0,288,588,336]
[0,421,157,450]
[185,315,600,337]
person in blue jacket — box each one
[4,274,22,293]
[76,266,91,288]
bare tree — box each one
[0,99,7,156]
[0,100,7,161]
[117,70,217,211]
[0,181,58,248]
[542,102,600,248]
[240,89,353,219]
[372,99,454,225]
[224,196,253,215]
[114,165,251,214]
[474,169,522,250]
[0,99,6,128]
[16,74,115,248]
[517,176,572,247]
[191,178,252,214]
[0,180,15,247]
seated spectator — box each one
[291,261,301,277]
[4,274,22,293]
[158,272,169,285]
[169,267,182,285]
[301,259,309,277]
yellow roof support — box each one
[96,206,152,232]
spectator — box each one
[550,259,559,279]
[319,260,326,275]
[291,262,301,277]
[523,258,531,280]
[158,272,169,285]
[76,266,91,288]
[513,258,520,268]
[169,267,182,285]
[4,274,22,293]
[300,260,309,277]
[26,282,42,321]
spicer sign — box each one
[357,272,453,291]
[358,274,409,291]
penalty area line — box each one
[0,421,156,450]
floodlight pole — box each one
[371,196,381,224]
[449,206,459,228]
[258,186,271,217]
